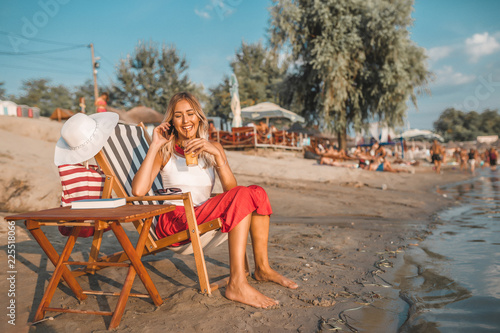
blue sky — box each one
[1,0,499,130]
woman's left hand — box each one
[184,138,222,159]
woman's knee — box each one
[230,185,271,210]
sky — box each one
[1,0,499,130]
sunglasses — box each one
[154,187,182,195]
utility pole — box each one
[90,43,99,109]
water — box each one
[397,169,500,332]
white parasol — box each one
[230,74,242,128]
[241,102,305,125]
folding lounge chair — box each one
[91,122,229,294]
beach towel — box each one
[57,163,107,237]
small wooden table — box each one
[5,204,175,330]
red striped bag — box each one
[57,164,106,237]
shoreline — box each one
[0,116,472,332]
[240,165,469,333]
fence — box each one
[210,127,304,151]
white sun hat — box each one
[54,112,119,166]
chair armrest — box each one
[126,194,188,202]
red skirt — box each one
[155,185,272,239]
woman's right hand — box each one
[152,122,174,147]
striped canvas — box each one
[58,163,106,237]
[102,124,163,241]
[58,164,105,206]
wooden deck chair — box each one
[90,122,229,294]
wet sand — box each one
[0,116,470,332]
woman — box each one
[95,92,108,113]
[132,92,297,308]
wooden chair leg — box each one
[109,219,162,329]
[183,195,211,294]
[87,228,104,273]
[33,226,82,322]
[25,220,86,301]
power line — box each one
[95,51,116,68]
[0,45,88,55]
[0,30,88,47]
[0,62,89,76]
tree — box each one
[0,82,6,100]
[269,0,431,149]
[207,41,290,123]
[434,107,500,141]
[112,40,205,113]
[73,79,96,112]
[14,79,73,116]
[207,76,232,125]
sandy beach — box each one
[0,116,470,333]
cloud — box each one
[426,46,453,63]
[465,32,500,63]
[194,8,211,19]
[433,66,475,86]
[194,1,239,21]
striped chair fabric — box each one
[57,163,106,237]
[101,124,163,241]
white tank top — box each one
[160,154,215,207]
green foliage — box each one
[207,76,232,124]
[73,79,102,114]
[112,40,205,113]
[13,79,74,117]
[269,0,431,148]
[0,82,6,100]
[207,41,290,123]
[434,108,500,142]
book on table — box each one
[71,198,126,209]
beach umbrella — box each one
[241,102,305,125]
[398,129,444,142]
[229,74,242,128]
[50,108,75,122]
[107,106,164,125]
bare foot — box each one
[225,279,279,308]
[254,268,299,289]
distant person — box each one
[459,148,468,172]
[430,139,444,174]
[95,92,109,113]
[480,149,490,169]
[372,142,387,162]
[467,148,479,174]
[453,148,461,164]
[79,97,86,113]
[319,156,356,168]
[489,147,498,171]
[359,158,412,173]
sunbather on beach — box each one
[319,156,357,168]
[132,92,298,309]
[352,146,373,161]
[372,142,387,162]
[359,158,412,173]
[315,143,355,161]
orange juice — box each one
[185,152,198,166]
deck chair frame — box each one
[87,122,228,294]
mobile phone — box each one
[167,120,175,136]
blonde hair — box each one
[160,92,215,168]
